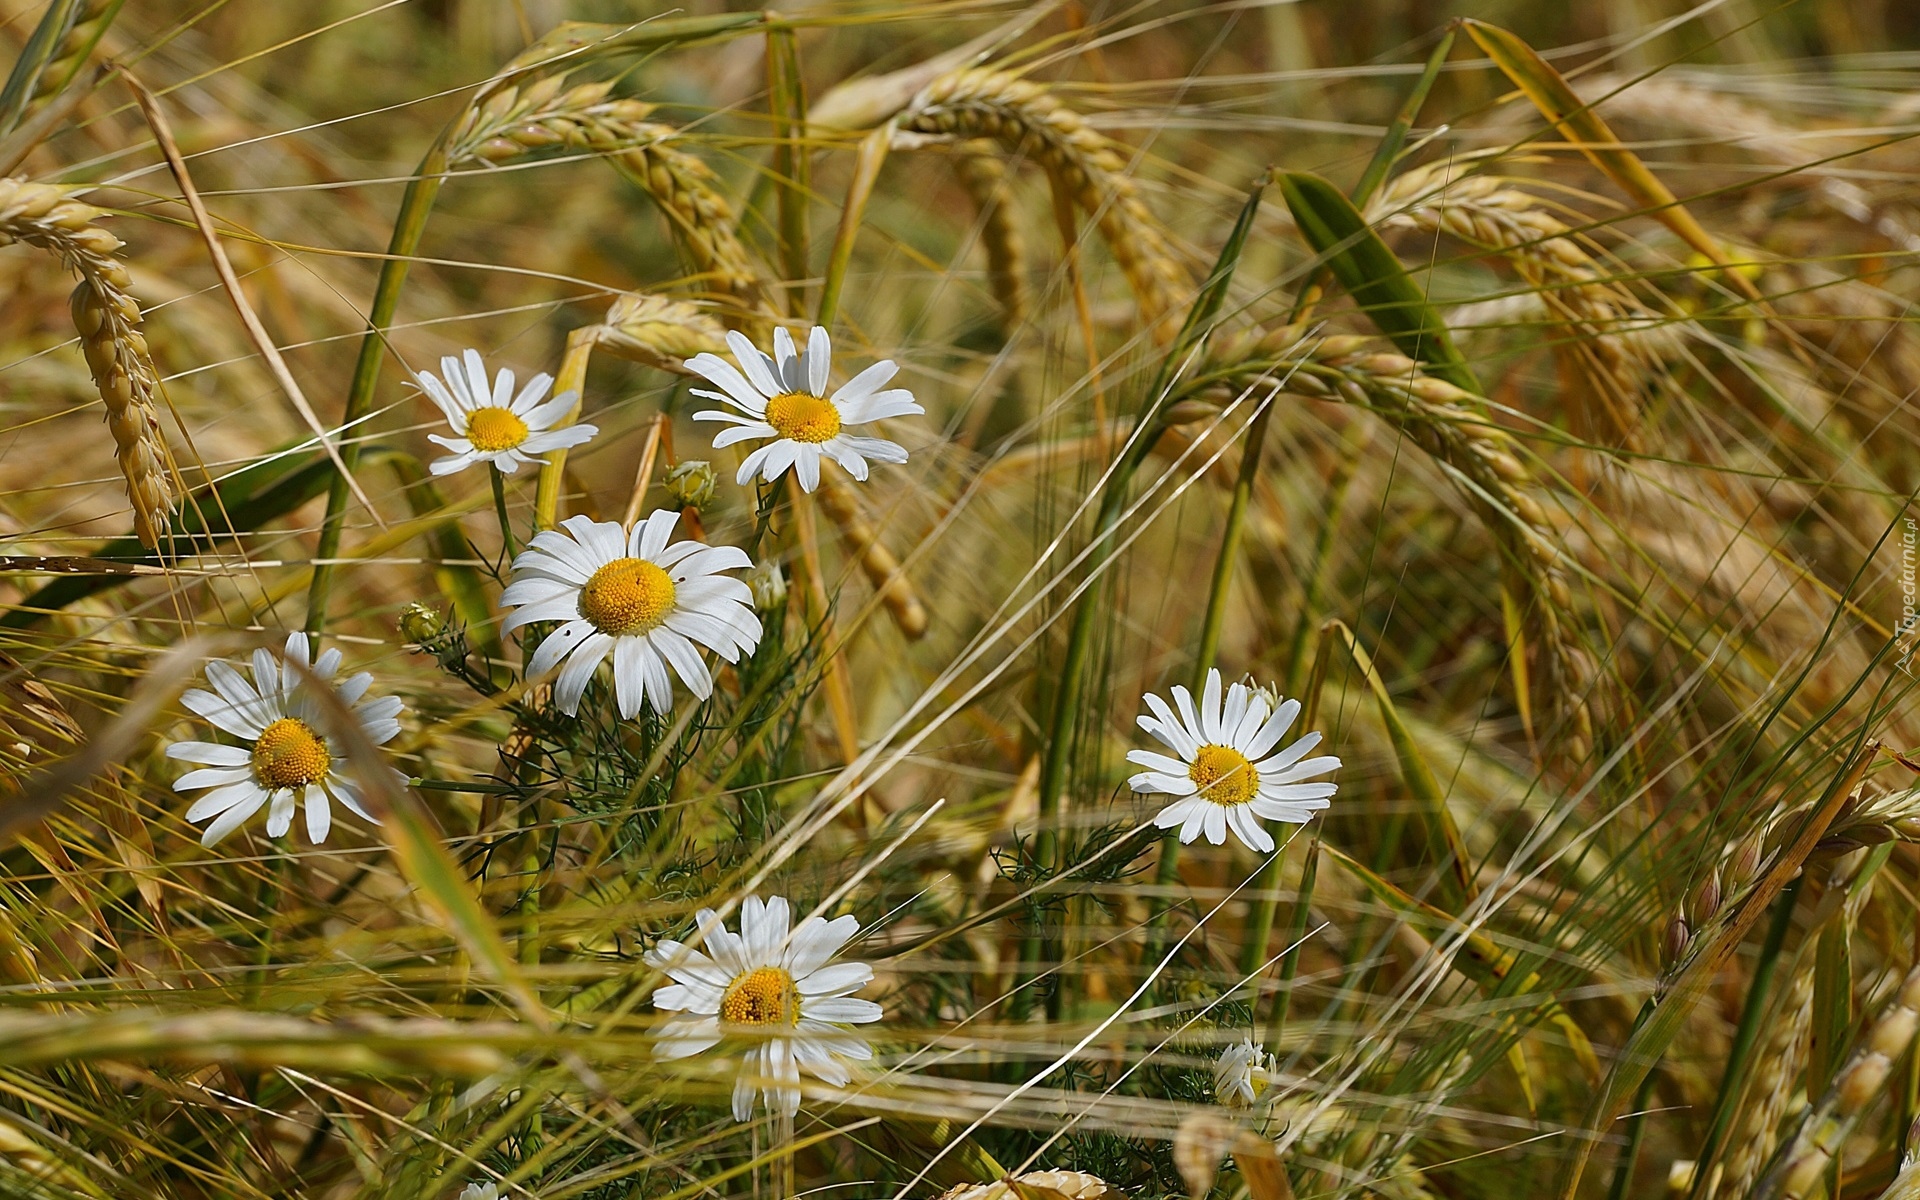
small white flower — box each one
[1127,668,1340,853]
[1213,1039,1275,1107]
[416,348,598,477]
[645,895,883,1122]
[499,511,761,719]
[687,326,923,493]
[167,633,405,846]
[458,1186,499,1200]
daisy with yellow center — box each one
[1213,1038,1276,1107]
[167,633,405,846]
[1127,669,1340,853]
[646,895,883,1122]
[498,510,762,719]
[686,326,923,493]
[416,348,598,477]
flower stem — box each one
[491,466,517,562]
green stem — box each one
[1605,1067,1659,1200]
[305,143,450,636]
[1263,834,1318,1064]
[1238,840,1287,991]
[490,466,517,561]
[1148,40,1450,966]
[1686,874,1805,1200]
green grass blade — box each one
[1278,169,1478,392]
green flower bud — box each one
[664,460,717,511]
[400,602,447,646]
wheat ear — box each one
[448,78,772,312]
[1755,960,1920,1199]
[1190,329,1594,756]
[1714,950,1815,1198]
[900,68,1191,338]
[953,145,1030,326]
[0,178,173,547]
[1370,164,1670,448]
[815,477,928,641]
[591,291,730,372]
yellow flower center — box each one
[252,717,331,790]
[720,966,798,1026]
[465,405,530,453]
[764,392,842,444]
[578,557,677,635]
[1189,744,1258,806]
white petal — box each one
[174,765,253,791]
[1244,699,1301,760]
[185,780,266,822]
[201,790,269,846]
[166,741,250,766]
[684,355,769,414]
[829,358,897,404]
[1200,669,1224,743]
[526,619,595,677]
[305,783,332,843]
[648,628,712,700]
[265,789,296,838]
[805,325,831,395]
[553,632,614,715]
[726,331,783,398]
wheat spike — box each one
[448,78,772,312]
[1370,163,1672,448]
[816,476,929,640]
[1756,961,1920,1199]
[953,145,1030,326]
[1190,328,1595,757]
[592,291,730,372]
[0,177,174,548]
[1714,951,1815,1198]
[900,68,1191,338]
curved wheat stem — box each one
[899,68,1191,339]
[0,177,173,548]
[448,78,772,312]
[1188,329,1594,756]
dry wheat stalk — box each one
[1370,164,1672,448]
[935,1171,1118,1200]
[0,177,174,548]
[899,68,1191,338]
[448,78,772,312]
[1756,960,1920,1199]
[591,291,729,372]
[953,145,1030,326]
[1188,328,1594,756]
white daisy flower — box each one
[458,1186,499,1200]
[1213,1038,1275,1107]
[1127,668,1340,854]
[687,326,923,492]
[416,348,598,477]
[166,633,405,846]
[498,510,761,719]
[645,895,883,1122]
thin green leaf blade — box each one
[1279,169,1478,392]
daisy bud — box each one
[663,460,717,511]
[747,561,788,613]
[400,601,447,647]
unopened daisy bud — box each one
[1692,870,1723,925]
[747,561,788,613]
[663,460,717,511]
[400,602,448,646]
[1665,914,1691,962]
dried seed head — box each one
[1665,914,1691,962]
